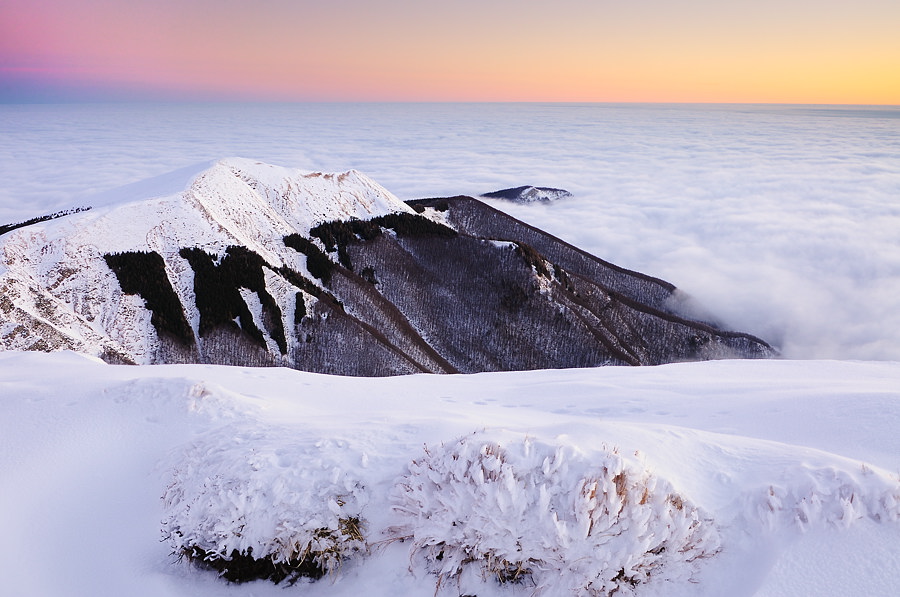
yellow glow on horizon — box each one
[2,0,898,104]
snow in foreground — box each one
[2,352,899,597]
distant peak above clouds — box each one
[481,185,573,204]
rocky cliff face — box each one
[0,159,775,374]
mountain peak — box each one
[0,160,775,372]
[482,185,573,203]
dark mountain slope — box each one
[88,200,775,374]
[410,196,679,315]
[327,213,773,371]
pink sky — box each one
[2,0,898,103]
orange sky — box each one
[1,0,898,103]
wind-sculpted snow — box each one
[750,464,900,531]
[392,432,721,596]
[2,353,900,596]
[153,385,899,594]
[162,424,369,582]
[0,159,775,373]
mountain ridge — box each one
[0,159,776,373]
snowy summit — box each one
[0,159,773,373]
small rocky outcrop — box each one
[482,185,573,203]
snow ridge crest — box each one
[0,159,415,362]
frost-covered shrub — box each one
[753,464,900,531]
[391,431,720,596]
[162,425,368,583]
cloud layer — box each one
[1,103,898,360]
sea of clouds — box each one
[1,102,898,360]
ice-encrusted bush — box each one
[753,463,900,531]
[162,425,368,583]
[391,431,720,596]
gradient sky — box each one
[2,0,899,103]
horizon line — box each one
[2,99,899,108]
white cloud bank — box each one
[1,103,898,360]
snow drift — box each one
[2,352,899,597]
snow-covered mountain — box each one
[482,185,574,203]
[0,159,775,373]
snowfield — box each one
[2,351,898,597]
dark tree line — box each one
[106,243,345,356]
[103,250,195,347]
[513,241,551,278]
[294,292,307,324]
[272,262,344,314]
[178,246,287,354]
[1,207,91,237]
[283,234,335,283]
[306,213,457,272]
[307,220,378,270]
[369,213,456,238]
[406,198,451,212]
